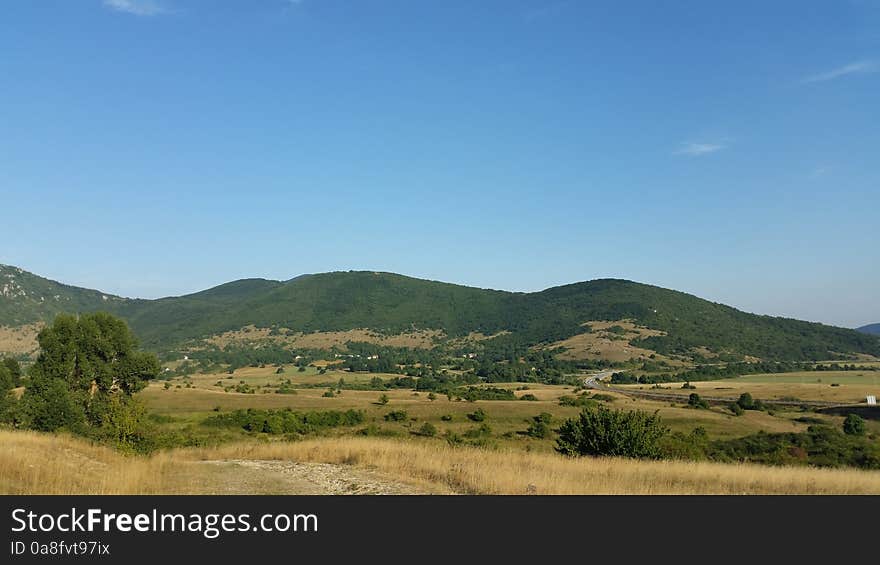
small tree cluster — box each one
[555,405,668,459]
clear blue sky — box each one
[1,1,878,328]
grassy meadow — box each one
[5,359,880,495]
[138,364,862,451]
[616,371,880,404]
[5,430,880,495]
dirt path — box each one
[196,460,426,494]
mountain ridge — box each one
[1,264,878,362]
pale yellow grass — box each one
[0,323,42,357]
[181,437,880,495]
[203,325,444,350]
[545,320,685,365]
[5,430,880,495]
[0,430,180,494]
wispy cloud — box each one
[674,142,726,157]
[103,0,167,16]
[802,60,878,83]
[809,165,831,179]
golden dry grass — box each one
[4,430,880,495]
[0,430,179,494]
[0,323,42,357]
[544,320,685,365]
[203,325,444,350]
[618,375,880,404]
[175,438,880,494]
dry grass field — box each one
[140,365,834,446]
[0,323,41,357]
[203,325,444,350]
[4,430,880,495]
[545,320,682,364]
[617,371,880,404]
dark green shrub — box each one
[555,405,668,459]
[384,410,408,422]
[843,413,866,436]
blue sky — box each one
[1,0,878,328]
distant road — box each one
[581,371,854,409]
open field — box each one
[3,430,880,495]
[140,365,855,449]
[616,371,880,405]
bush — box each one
[525,413,553,439]
[377,394,389,406]
[555,405,668,459]
[416,422,437,437]
[384,410,408,422]
[729,403,744,416]
[687,393,709,409]
[559,394,594,407]
[467,408,486,422]
[736,392,763,410]
[440,414,453,422]
[520,394,539,401]
[843,414,866,436]
[205,408,365,435]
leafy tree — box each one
[736,392,756,410]
[20,313,160,434]
[843,414,866,436]
[555,405,668,459]
[2,358,22,387]
[0,361,13,393]
[19,376,85,432]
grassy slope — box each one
[4,429,880,494]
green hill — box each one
[858,324,880,336]
[1,265,878,362]
[0,265,130,325]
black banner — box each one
[0,496,869,562]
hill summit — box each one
[1,265,878,363]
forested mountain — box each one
[1,264,878,362]
[858,324,880,336]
